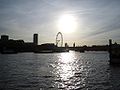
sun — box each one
[58,14,77,33]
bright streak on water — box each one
[53,51,89,89]
[57,52,75,80]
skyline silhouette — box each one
[1,33,119,54]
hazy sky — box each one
[0,0,120,46]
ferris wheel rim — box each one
[56,32,63,47]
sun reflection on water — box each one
[58,52,75,80]
[53,51,89,89]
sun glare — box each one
[58,14,77,33]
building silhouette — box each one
[73,42,75,47]
[65,43,69,47]
[1,35,9,41]
[33,34,38,45]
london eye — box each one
[56,32,63,47]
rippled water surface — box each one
[0,51,120,90]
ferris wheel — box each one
[56,32,63,47]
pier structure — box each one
[109,39,120,65]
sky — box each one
[0,0,120,46]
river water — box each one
[0,51,120,90]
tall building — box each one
[65,43,69,47]
[33,34,38,45]
[73,42,75,47]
